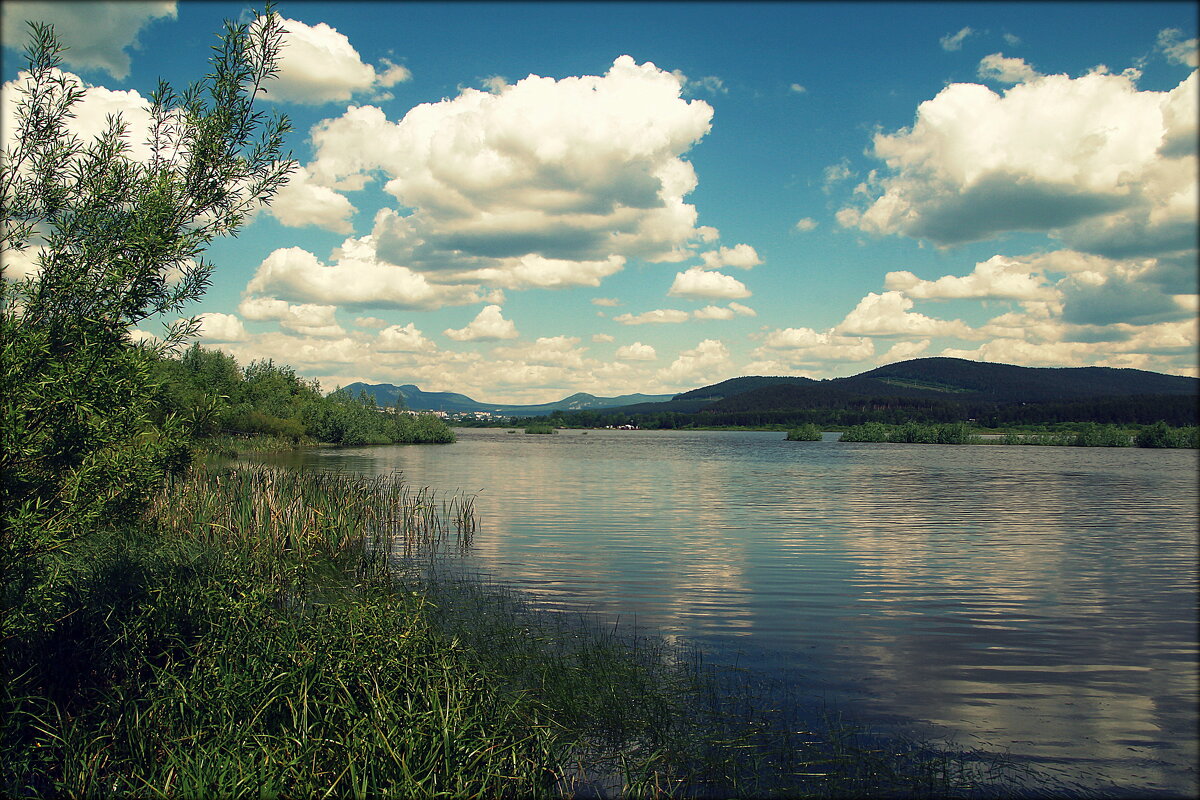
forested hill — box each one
[853,358,1198,402]
[560,358,1200,427]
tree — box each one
[1,5,296,631]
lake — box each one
[249,428,1199,796]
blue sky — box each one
[3,1,1197,402]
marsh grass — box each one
[5,463,1047,798]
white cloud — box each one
[591,297,620,307]
[267,165,356,233]
[613,309,690,325]
[977,53,1040,84]
[758,327,875,364]
[668,267,751,299]
[303,56,715,290]
[880,339,931,363]
[658,338,732,385]
[354,316,389,329]
[840,68,1198,260]
[616,341,657,361]
[672,69,727,96]
[794,217,819,232]
[195,312,248,342]
[699,243,761,270]
[836,291,973,337]
[592,333,615,343]
[377,323,433,352]
[264,16,411,104]
[728,302,756,317]
[2,1,176,80]
[790,83,807,94]
[884,255,1056,301]
[247,238,486,310]
[693,305,734,320]
[940,27,974,52]
[237,296,345,338]
[1158,28,1199,68]
[1003,33,1021,46]
[444,305,518,341]
[2,70,156,163]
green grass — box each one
[3,463,1047,798]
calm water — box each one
[251,428,1199,796]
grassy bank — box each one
[4,464,1040,798]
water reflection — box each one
[248,429,1198,796]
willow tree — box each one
[0,4,296,627]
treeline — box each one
[152,345,454,446]
[532,392,1197,430]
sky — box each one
[2,1,1197,403]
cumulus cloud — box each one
[267,165,356,233]
[592,333,615,343]
[376,323,433,352]
[794,217,819,232]
[613,309,690,325]
[195,312,248,342]
[940,27,974,52]
[884,255,1055,301]
[247,238,486,310]
[658,339,732,385]
[592,297,620,307]
[880,339,931,363]
[263,16,411,104]
[758,327,875,364]
[977,53,1040,84]
[693,305,734,320]
[616,342,657,361]
[839,68,1198,261]
[2,70,155,162]
[444,305,518,341]
[668,267,751,299]
[237,296,345,338]
[2,1,176,80]
[836,291,973,338]
[727,302,756,317]
[699,244,761,270]
[302,56,715,291]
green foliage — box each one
[839,422,980,445]
[149,345,456,446]
[524,423,556,434]
[785,423,822,441]
[1135,421,1199,448]
[838,422,891,443]
[1,7,294,640]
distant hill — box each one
[337,382,674,416]
[588,358,1200,427]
